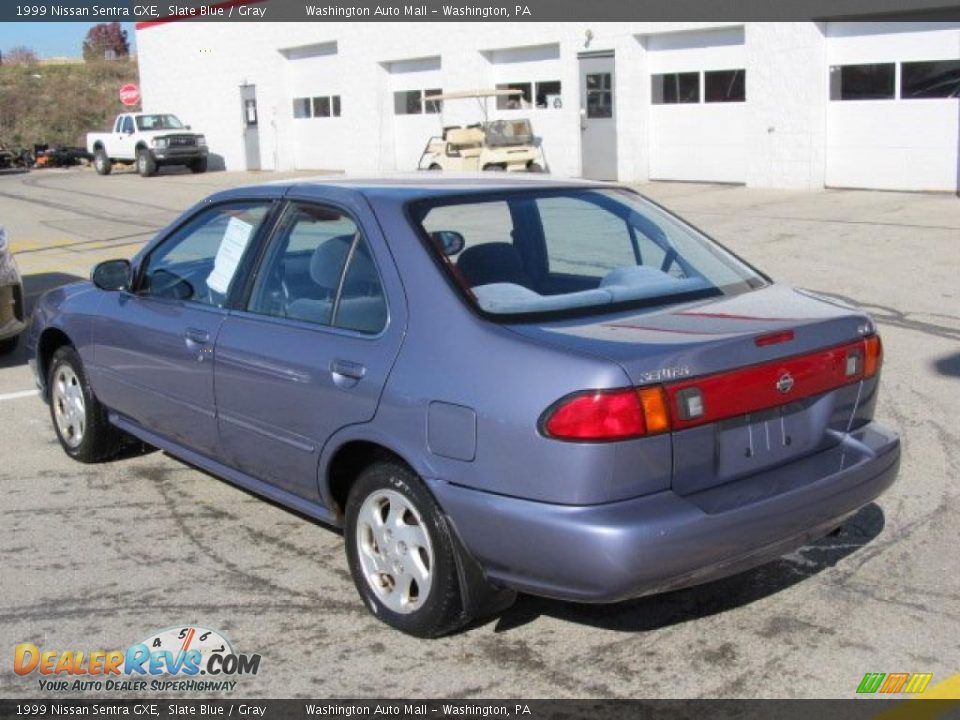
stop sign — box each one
[119,83,140,107]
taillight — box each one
[541,386,669,441]
[543,336,883,441]
[864,334,883,378]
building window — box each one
[585,73,613,117]
[900,59,960,99]
[313,96,331,117]
[424,89,442,114]
[704,69,745,102]
[496,82,532,109]
[651,72,699,104]
[395,89,442,115]
[293,98,311,118]
[536,81,562,109]
[829,63,895,101]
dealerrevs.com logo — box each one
[14,626,262,693]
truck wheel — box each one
[482,163,506,172]
[136,148,157,177]
[94,149,112,175]
[188,157,208,174]
[527,162,544,173]
[428,164,442,171]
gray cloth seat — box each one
[285,234,385,332]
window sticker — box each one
[206,216,255,295]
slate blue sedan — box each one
[28,176,899,636]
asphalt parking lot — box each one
[1,166,958,699]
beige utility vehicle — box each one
[417,89,547,173]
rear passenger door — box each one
[213,196,406,503]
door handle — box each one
[330,359,366,381]
[184,328,210,345]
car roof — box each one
[213,173,613,203]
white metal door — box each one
[578,51,617,180]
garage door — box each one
[826,22,960,192]
[646,27,747,184]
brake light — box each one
[543,336,883,441]
[864,334,883,378]
[542,387,668,441]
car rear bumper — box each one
[429,421,899,603]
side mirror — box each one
[91,259,132,291]
[431,230,465,256]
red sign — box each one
[119,84,140,107]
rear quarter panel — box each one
[355,195,673,506]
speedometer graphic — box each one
[138,625,234,671]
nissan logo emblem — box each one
[776,372,795,394]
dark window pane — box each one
[705,69,745,102]
[535,80,562,109]
[496,82,532,110]
[586,73,614,117]
[829,63,895,100]
[424,88,443,114]
[313,96,331,117]
[394,90,422,115]
[651,72,699,104]
[334,237,387,334]
[901,59,960,99]
[292,98,311,118]
[332,95,341,116]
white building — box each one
[136,21,960,191]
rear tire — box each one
[136,148,157,177]
[94,149,112,175]
[345,461,477,637]
[48,346,121,463]
[188,157,208,174]
[428,164,442,171]
[527,162,544,173]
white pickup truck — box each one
[87,113,208,177]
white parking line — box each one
[0,389,38,402]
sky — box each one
[0,22,137,59]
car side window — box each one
[121,116,134,134]
[248,203,388,334]
[139,202,271,307]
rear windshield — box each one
[410,187,766,320]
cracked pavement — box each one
[0,167,958,698]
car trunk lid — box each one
[508,284,876,495]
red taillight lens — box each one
[864,334,883,378]
[543,388,649,441]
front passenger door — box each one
[92,201,273,456]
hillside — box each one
[0,58,139,149]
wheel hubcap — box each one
[52,365,85,448]
[356,489,434,614]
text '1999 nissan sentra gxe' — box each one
[27,176,899,637]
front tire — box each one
[48,346,121,463]
[345,461,471,637]
[94,148,112,175]
[136,148,157,177]
[188,157,208,174]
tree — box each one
[1,47,38,66]
[82,23,130,62]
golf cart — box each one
[417,89,547,173]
